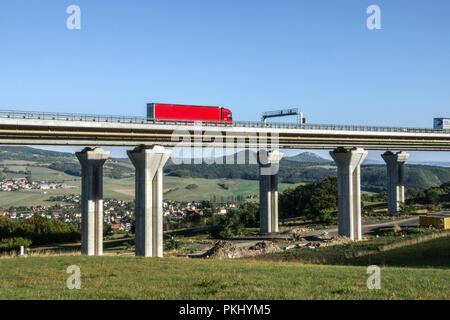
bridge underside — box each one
[0,128,449,151]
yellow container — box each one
[420,216,450,229]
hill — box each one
[165,157,450,191]
[284,152,331,164]
[0,146,73,159]
[0,146,134,180]
[1,147,450,192]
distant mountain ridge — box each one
[170,150,331,165]
[0,146,73,158]
[1,147,450,191]
[408,161,450,168]
[284,152,331,164]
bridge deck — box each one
[0,110,450,150]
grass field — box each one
[0,188,80,208]
[257,234,450,268]
[162,176,300,202]
[0,235,449,299]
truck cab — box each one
[221,108,233,123]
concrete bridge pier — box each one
[330,147,368,241]
[257,149,284,234]
[127,145,171,257]
[76,147,110,256]
[381,151,410,214]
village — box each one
[0,177,70,192]
[0,193,238,233]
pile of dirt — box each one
[203,240,239,259]
[301,235,353,248]
[203,240,281,259]
[247,241,282,255]
[291,227,311,234]
[289,227,312,240]
[326,235,353,246]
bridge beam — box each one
[330,147,368,241]
[382,151,410,214]
[257,149,284,234]
[76,147,110,256]
[127,145,171,257]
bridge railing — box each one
[0,110,231,126]
[0,110,449,134]
[233,120,450,133]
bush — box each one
[17,214,80,245]
[0,214,80,245]
[164,234,183,250]
[0,237,32,252]
[279,176,338,223]
[0,216,20,239]
[313,209,337,224]
[209,210,248,239]
[425,189,441,206]
[239,201,259,227]
[218,226,235,239]
[103,224,113,237]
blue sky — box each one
[0,0,449,161]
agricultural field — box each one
[102,176,301,202]
[0,163,303,208]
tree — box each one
[239,201,259,227]
[103,223,112,237]
[16,214,80,244]
[0,216,19,239]
[26,170,33,183]
[279,176,338,223]
[425,189,440,206]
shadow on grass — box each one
[345,236,450,268]
[28,234,135,253]
[265,235,450,269]
[166,226,211,237]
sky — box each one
[0,0,449,161]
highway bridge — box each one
[0,110,450,150]
[1,109,449,257]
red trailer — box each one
[147,103,232,124]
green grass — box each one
[28,167,79,183]
[258,235,450,269]
[1,231,450,300]
[0,188,81,208]
[161,177,299,201]
[0,254,449,299]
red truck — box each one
[147,103,232,124]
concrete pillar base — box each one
[76,147,110,256]
[382,151,409,214]
[257,149,283,234]
[330,147,368,241]
[128,145,171,257]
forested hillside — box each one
[165,160,450,191]
[1,147,449,191]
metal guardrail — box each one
[0,109,449,134]
[234,120,450,134]
[0,110,231,127]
